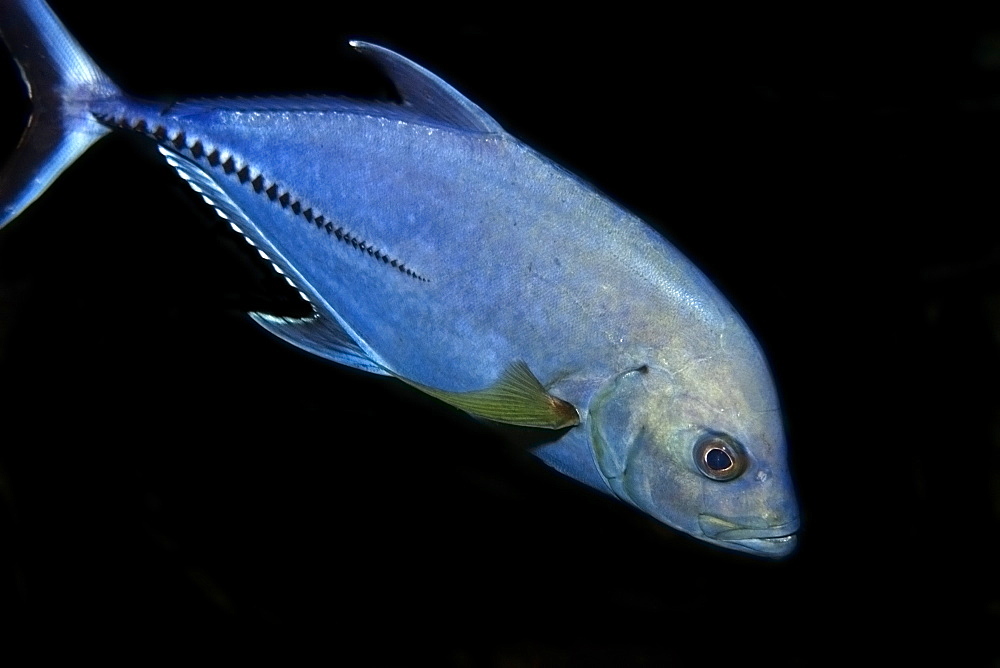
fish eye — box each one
[694,433,747,482]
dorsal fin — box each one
[350,40,504,134]
[394,361,580,429]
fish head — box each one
[587,333,798,557]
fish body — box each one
[0,0,798,555]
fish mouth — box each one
[698,514,799,558]
[717,532,797,558]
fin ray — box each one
[251,313,392,376]
[396,361,580,429]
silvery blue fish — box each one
[0,0,799,556]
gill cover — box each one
[590,366,691,501]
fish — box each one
[0,0,799,556]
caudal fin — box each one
[0,0,120,228]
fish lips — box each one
[698,514,800,558]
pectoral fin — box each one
[396,362,579,429]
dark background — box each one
[0,1,998,664]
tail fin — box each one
[0,0,121,229]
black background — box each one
[0,2,998,664]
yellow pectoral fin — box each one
[395,361,580,429]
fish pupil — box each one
[706,448,732,471]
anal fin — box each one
[157,145,392,377]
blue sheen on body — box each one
[0,0,799,556]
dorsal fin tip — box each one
[348,39,505,134]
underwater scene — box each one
[0,1,996,664]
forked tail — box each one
[0,0,121,228]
